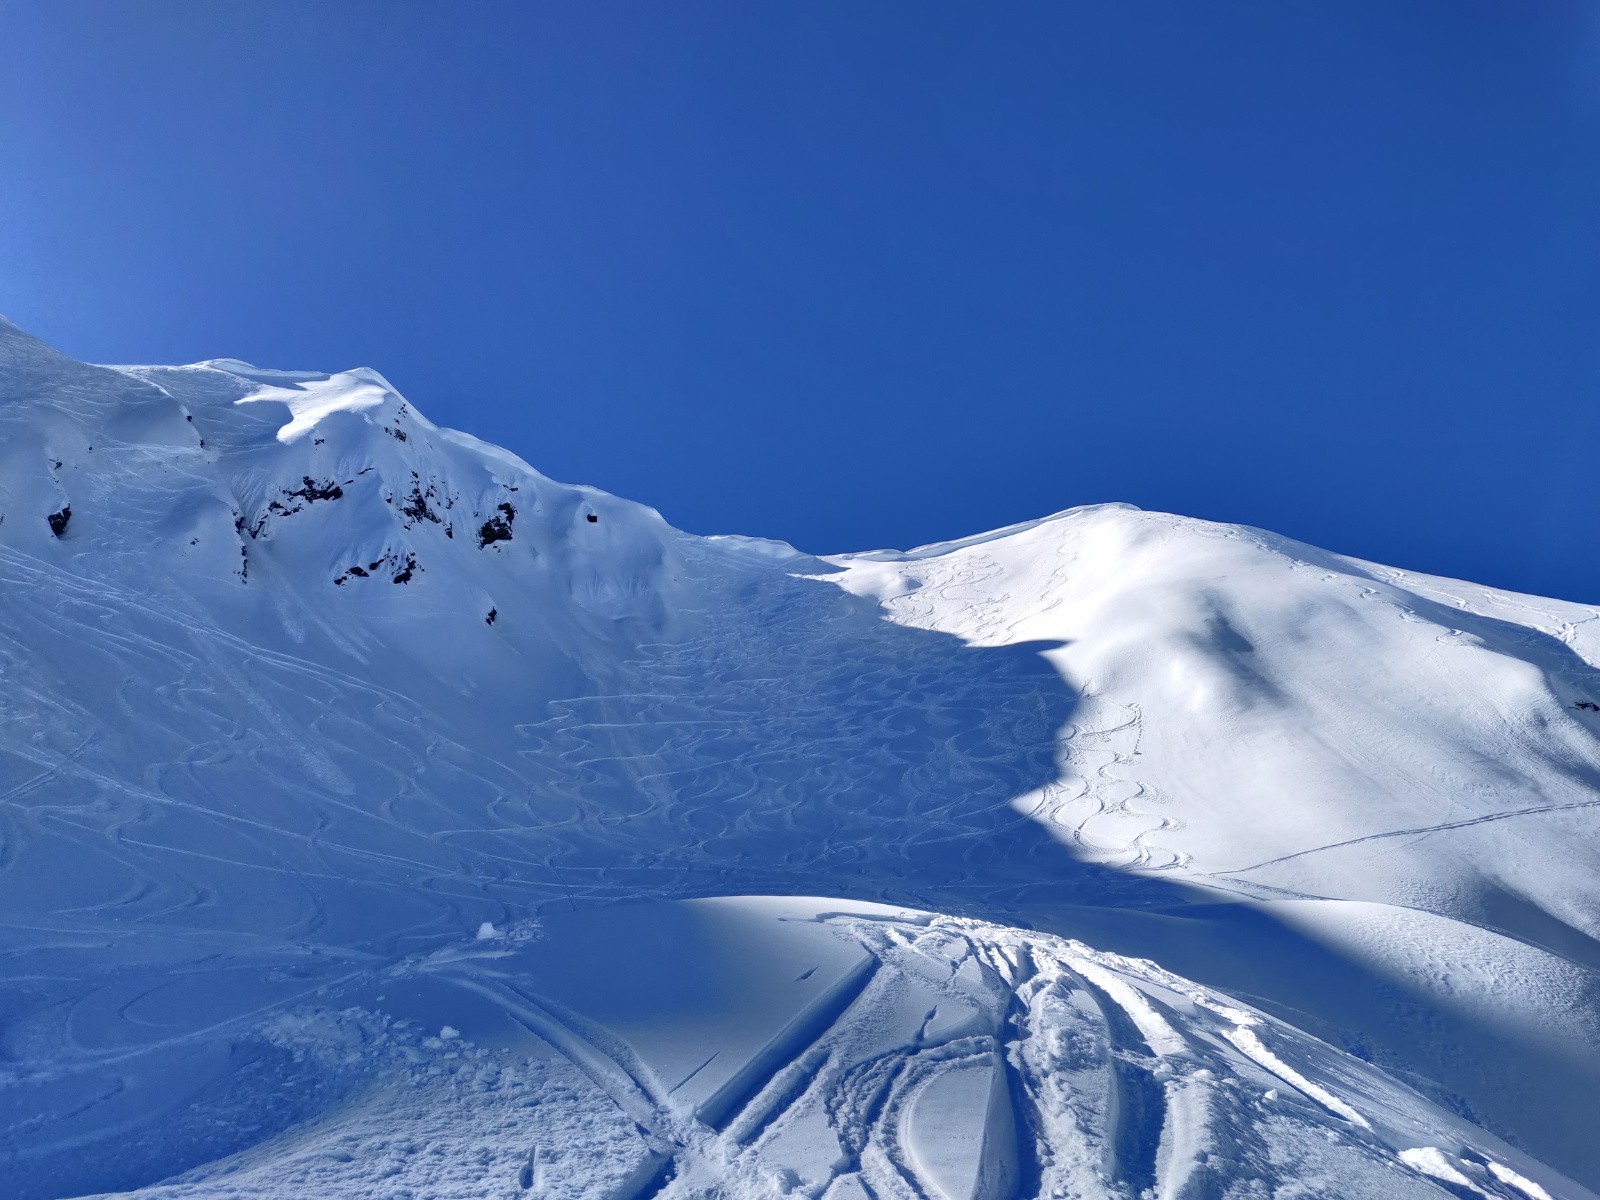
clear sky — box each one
[2,2,1598,601]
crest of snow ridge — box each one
[0,317,678,627]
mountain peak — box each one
[0,328,679,636]
[4,324,1600,1199]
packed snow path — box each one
[2,320,1599,1198]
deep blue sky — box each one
[3,3,1598,600]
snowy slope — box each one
[1,318,1598,1199]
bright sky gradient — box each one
[2,1,1598,600]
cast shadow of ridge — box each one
[521,555,1600,1190]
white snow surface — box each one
[2,318,1600,1199]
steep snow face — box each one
[0,319,682,643]
[2,320,1599,1200]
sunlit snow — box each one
[2,318,1598,1199]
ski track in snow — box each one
[3,322,1600,1199]
[125,902,1532,1200]
[1226,796,1600,875]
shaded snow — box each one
[1,318,1599,1198]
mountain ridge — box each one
[2,322,1598,1200]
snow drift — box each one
[1,318,1598,1199]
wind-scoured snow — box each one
[1,318,1598,1199]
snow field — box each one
[3,319,1600,1196]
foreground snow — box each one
[1,320,1598,1198]
[80,897,1573,1200]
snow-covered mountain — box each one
[3,317,1599,1200]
